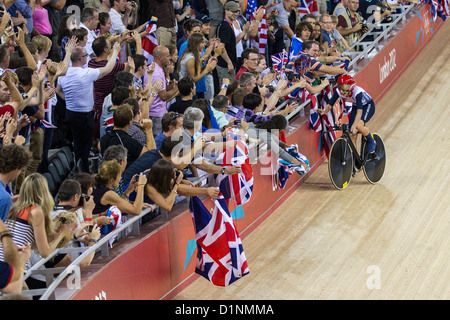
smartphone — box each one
[234,120,241,125]
[88,225,94,232]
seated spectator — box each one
[99,103,155,168]
[0,219,30,295]
[0,173,74,271]
[92,159,151,217]
[168,76,195,114]
[154,111,183,150]
[0,144,30,222]
[25,210,101,296]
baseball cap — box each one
[224,1,240,12]
[386,0,398,5]
[196,14,212,24]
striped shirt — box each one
[88,59,125,110]
[0,206,36,271]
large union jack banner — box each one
[189,196,249,286]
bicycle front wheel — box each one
[328,137,354,190]
[362,133,386,184]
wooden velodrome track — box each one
[173,20,450,300]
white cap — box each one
[387,0,398,5]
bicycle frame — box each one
[324,124,366,168]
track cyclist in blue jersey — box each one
[319,75,377,153]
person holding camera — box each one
[336,0,368,52]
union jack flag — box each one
[216,131,253,206]
[297,0,319,18]
[271,49,288,73]
[142,20,158,64]
[418,0,449,20]
[189,195,249,286]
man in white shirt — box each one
[79,7,100,63]
[56,42,121,172]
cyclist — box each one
[319,75,376,153]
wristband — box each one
[221,84,228,90]
[85,218,92,221]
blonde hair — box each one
[52,211,78,248]
[31,35,53,52]
[8,173,56,244]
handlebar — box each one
[322,123,350,134]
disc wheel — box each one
[362,133,386,184]
[328,138,354,190]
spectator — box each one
[7,0,34,36]
[43,0,66,61]
[32,0,52,38]
[132,53,146,91]
[154,111,183,150]
[99,103,155,168]
[336,0,367,52]
[57,15,77,61]
[31,35,52,65]
[0,144,30,222]
[0,219,31,295]
[211,94,236,131]
[289,21,313,60]
[148,46,179,137]
[0,173,74,270]
[168,76,195,114]
[56,42,121,173]
[124,97,147,147]
[79,7,100,62]
[267,0,299,39]
[236,47,260,80]
[216,1,240,82]
[89,36,134,138]
[147,0,177,47]
[100,85,131,137]
[177,18,203,54]
[205,0,224,40]
[92,159,151,216]
[320,13,350,55]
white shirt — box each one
[109,8,127,34]
[58,67,101,112]
[80,22,98,65]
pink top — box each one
[33,6,52,35]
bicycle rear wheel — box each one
[328,137,354,190]
[362,133,386,184]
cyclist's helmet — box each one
[337,75,356,91]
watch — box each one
[221,167,226,174]
[150,92,157,97]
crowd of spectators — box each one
[0,0,417,298]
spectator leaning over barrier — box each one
[0,219,31,295]
[0,173,74,273]
[56,41,121,173]
[92,159,153,217]
[0,144,29,222]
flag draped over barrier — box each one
[189,196,249,286]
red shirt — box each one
[236,65,250,80]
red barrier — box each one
[69,4,444,300]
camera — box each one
[286,72,302,82]
[234,119,241,125]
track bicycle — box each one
[323,123,386,190]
